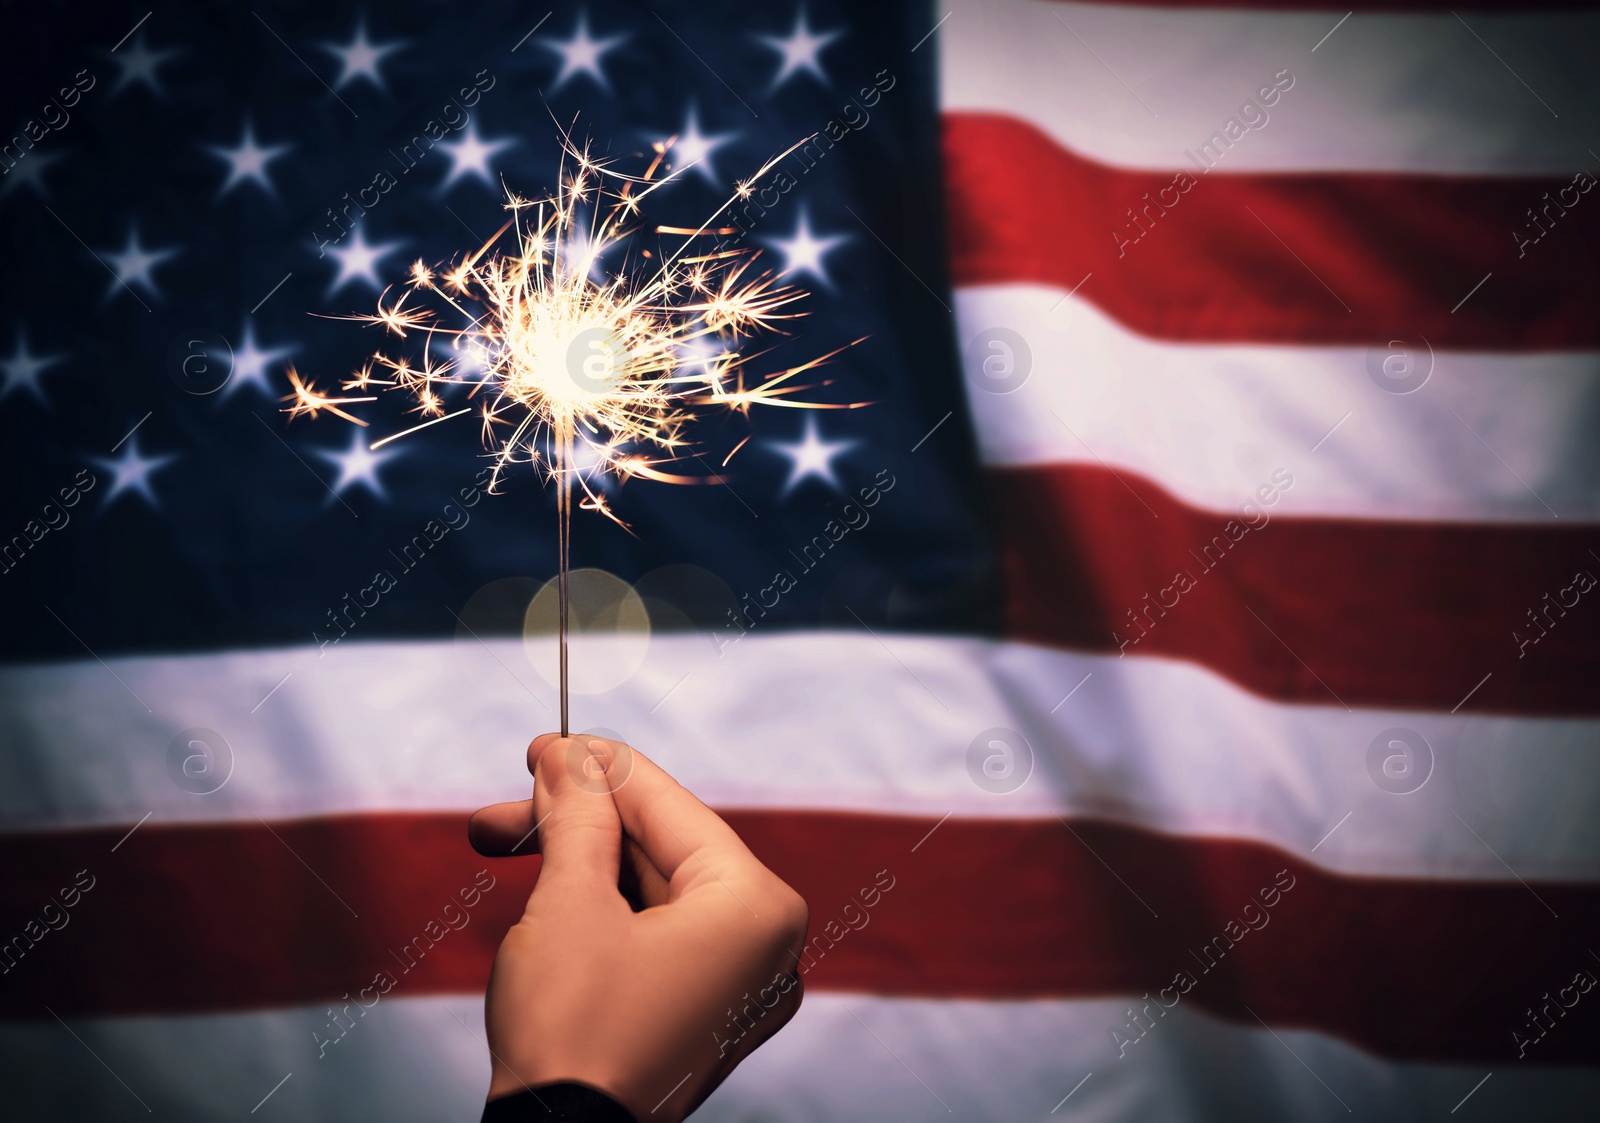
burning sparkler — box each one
[284,126,864,734]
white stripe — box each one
[0,997,488,1120]
[2,994,1591,1121]
[941,0,1600,175]
[955,284,1599,522]
[1,634,1596,881]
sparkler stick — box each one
[556,417,572,735]
[286,126,867,733]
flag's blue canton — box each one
[0,1,994,659]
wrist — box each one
[483,1082,638,1122]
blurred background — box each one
[1,0,1597,1119]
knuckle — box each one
[750,880,808,943]
[777,888,810,941]
[543,804,614,841]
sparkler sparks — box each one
[284,125,865,732]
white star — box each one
[568,437,612,478]
[754,7,843,90]
[0,328,68,407]
[769,416,858,495]
[323,224,404,295]
[93,435,179,507]
[677,335,729,379]
[0,149,66,202]
[208,122,292,197]
[320,19,405,91]
[660,105,736,186]
[438,122,517,192]
[101,225,180,302]
[539,10,628,92]
[763,206,848,287]
[109,33,182,97]
[222,322,294,399]
[316,429,401,500]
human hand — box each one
[469,734,809,1121]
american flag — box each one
[3,1,1598,1119]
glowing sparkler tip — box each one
[297,124,865,532]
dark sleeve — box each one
[481,1082,638,1123]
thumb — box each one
[528,734,623,893]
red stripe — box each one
[944,112,1600,348]
[990,463,1600,714]
[1,812,1596,1064]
